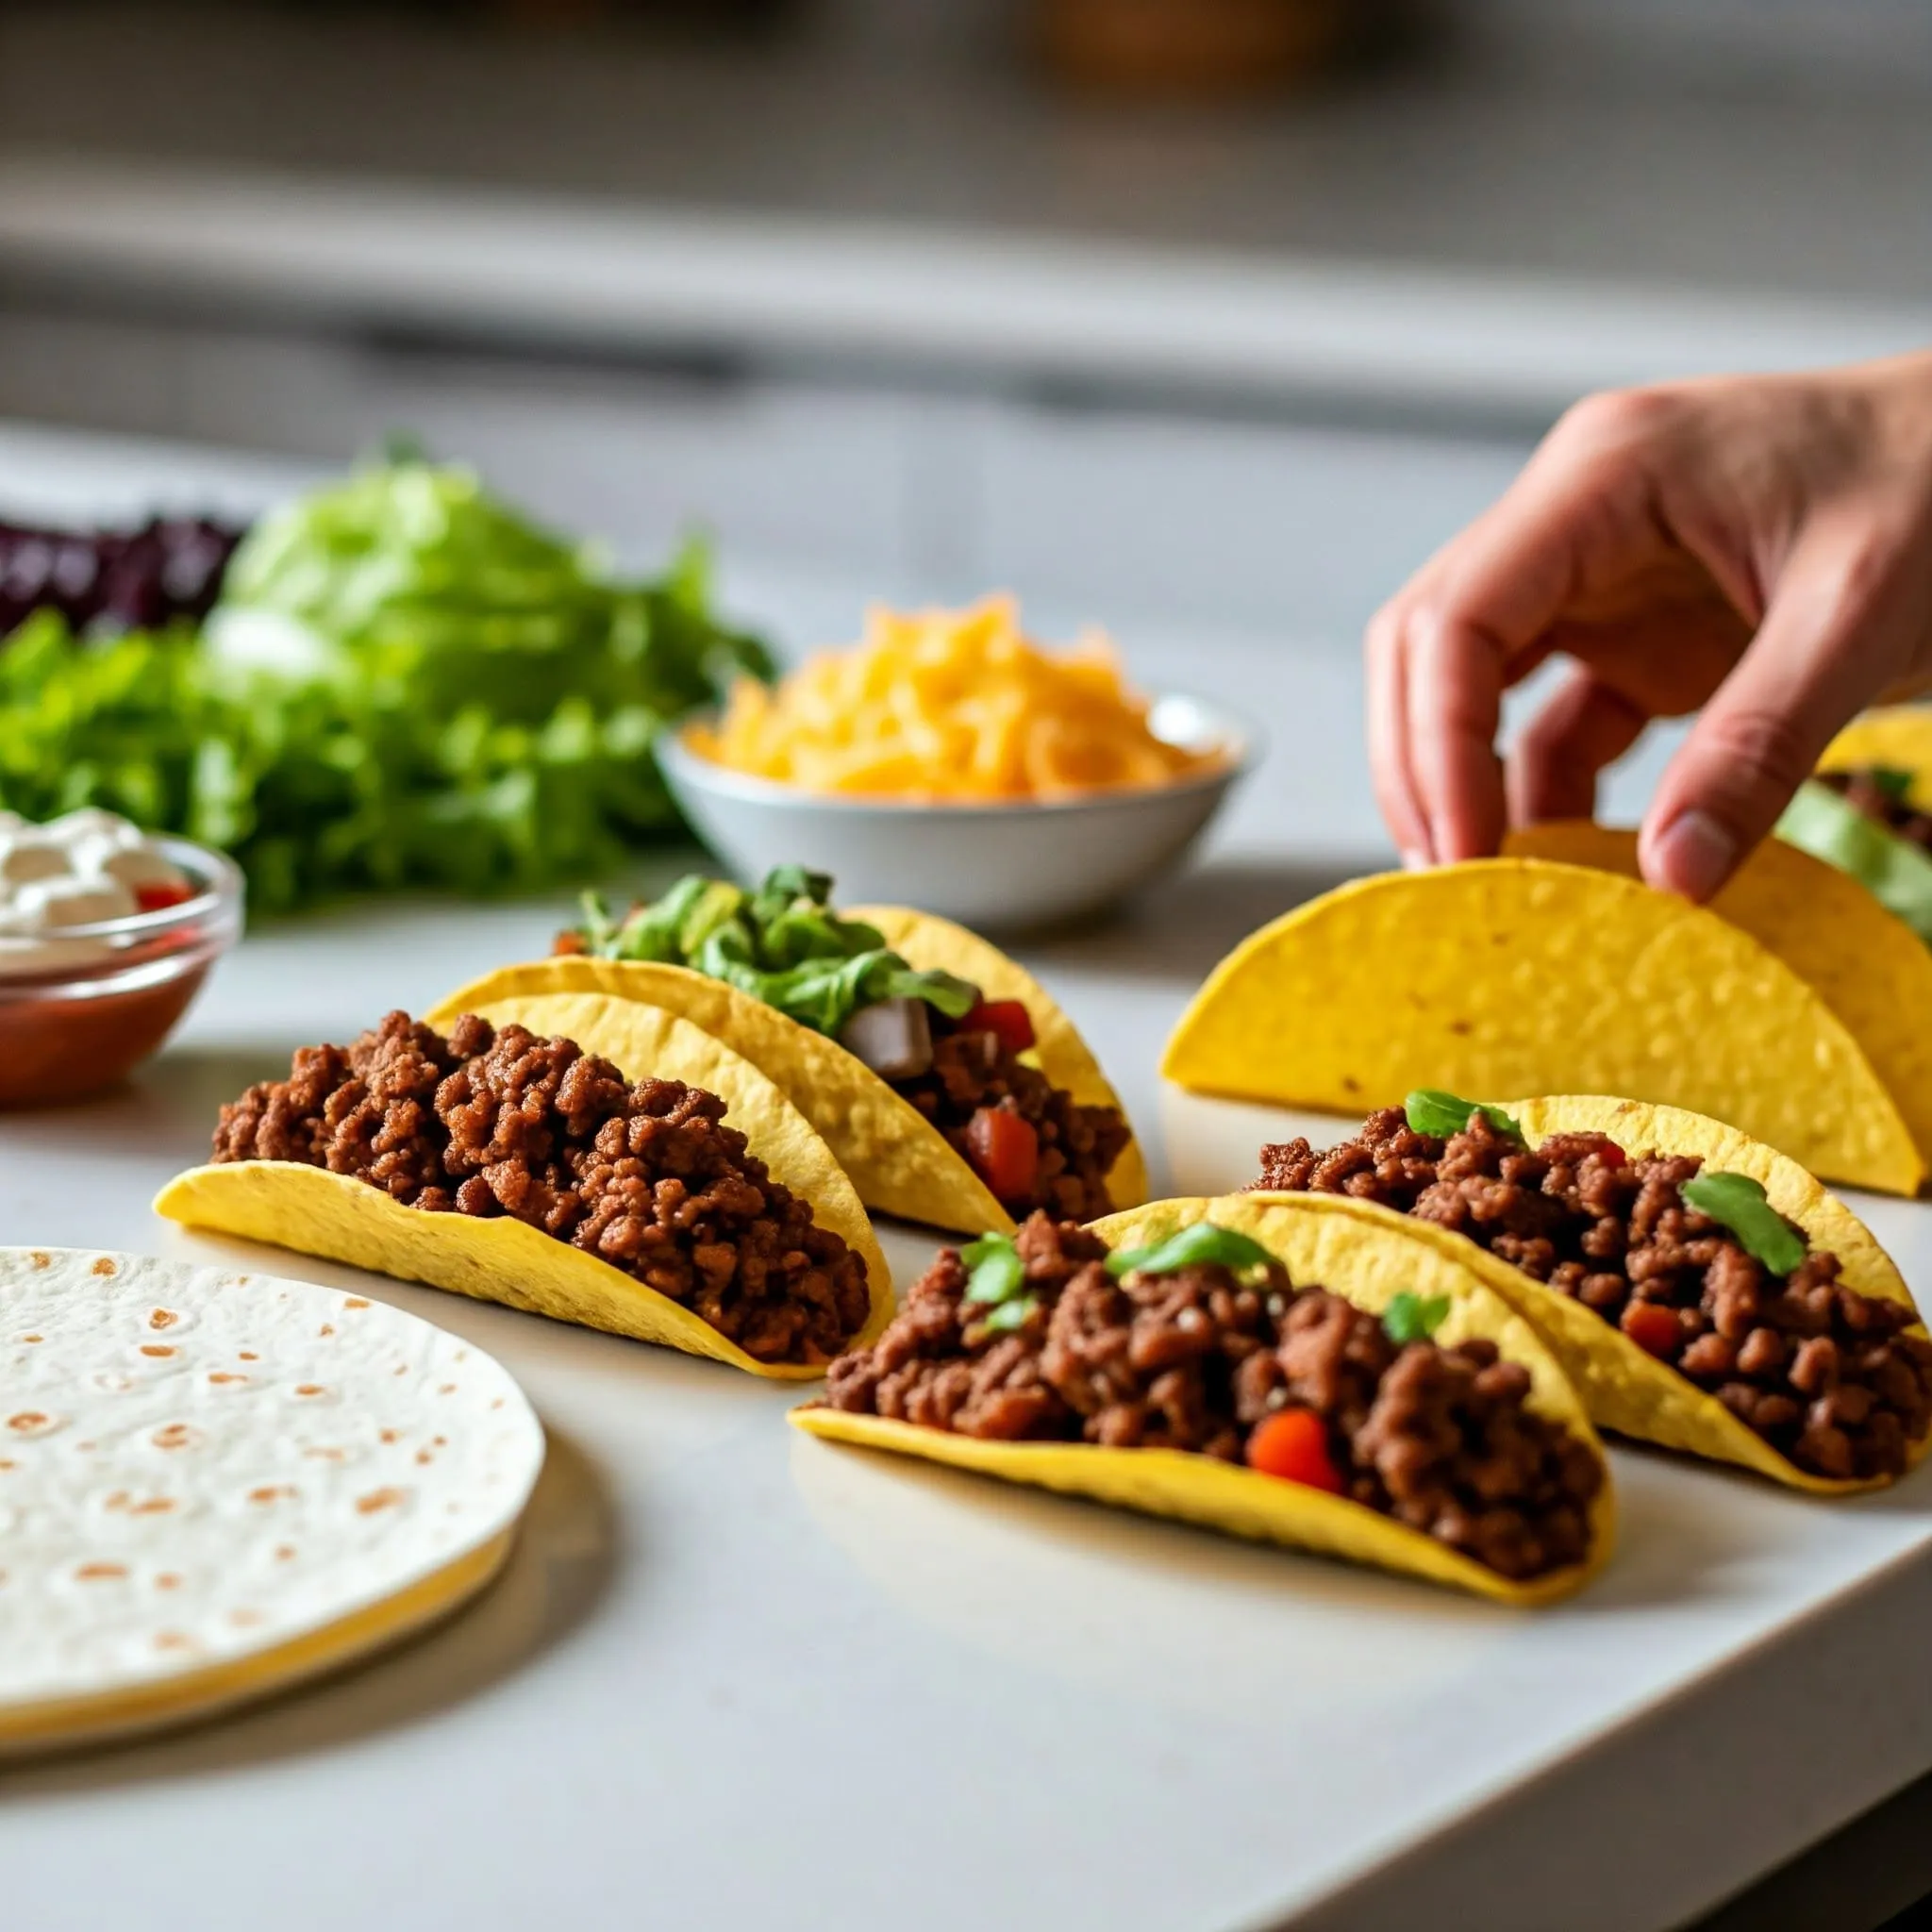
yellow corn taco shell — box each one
[792,1192,1614,1605]
[1160,858,1923,1196]
[1820,706,1932,810]
[156,1000,891,1380]
[1252,1095,1927,1494]
[430,924,1146,1232]
[851,903,1149,1209]
[1504,823,1932,1176]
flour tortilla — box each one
[0,1247,543,1756]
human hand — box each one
[1365,351,1932,898]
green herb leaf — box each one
[978,1295,1039,1335]
[1382,1291,1452,1344]
[1869,766,1917,804]
[1679,1172,1808,1276]
[1776,778,1932,946]
[961,1235,1027,1306]
[574,863,978,1036]
[1106,1222,1275,1279]
[1404,1089,1524,1141]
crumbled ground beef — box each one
[213,1010,872,1365]
[1253,1108,1932,1482]
[823,1213,1602,1581]
[891,1019,1131,1221]
[1820,767,1932,854]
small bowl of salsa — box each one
[0,810,243,1106]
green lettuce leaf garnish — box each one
[1382,1291,1452,1344]
[0,457,770,913]
[1105,1223,1275,1280]
[1775,778,1932,946]
[576,866,978,1038]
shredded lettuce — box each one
[0,458,770,913]
[575,866,979,1039]
[1776,779,1932,946]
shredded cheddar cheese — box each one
[687,597,1222,802]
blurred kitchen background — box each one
[1,0,1929,852]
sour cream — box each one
[0,810,194,971]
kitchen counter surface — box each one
[3,424,1932,1930]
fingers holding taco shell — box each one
[795,1193,1613,1605]
[1161,858,1924,1196]
[1251,1093,1930,1493]
[158,1002,891,1379]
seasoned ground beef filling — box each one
[824,1214,1601,1581]
[1253,1109,1932,1481]
[212,1010,871,1365]
[1819,767,1932,855]
[892,1016,1131,1221]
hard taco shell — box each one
[430,917,1147,1233]
[156,998,891,1380]
[1252,1095,1927,1494]
[1505,822,1932,1177]
[1160,858,1923,1196]
[792,1191,1614,1605]
[849,905,1149,1210]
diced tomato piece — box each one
[1621,1301,1682,1360]
[964,1106,1039,1206]
[134,880,194,913]
[1244,1408,1343,1493]
[1597,1139,1628,1168]
[963,998,1036,1056]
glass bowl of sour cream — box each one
[0,810,243,1106]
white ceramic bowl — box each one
[657,692,1255,932]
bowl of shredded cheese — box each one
[661,597,1253,929]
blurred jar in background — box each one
[1037,0,1355,94]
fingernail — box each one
[1649,808,1735,902]
[1400,846,1431,872]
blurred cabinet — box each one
[0,300,1530,646]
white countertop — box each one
[2,420,1929,1930]
[4,891,1932,1932]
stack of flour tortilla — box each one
[0,1247,544,1755]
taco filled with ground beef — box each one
[156,1005,891,1377]
[1250,1092,1932,1491]
[794,1192,1613,1603]
[430,867,1145,1234]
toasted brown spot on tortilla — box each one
[155,1631,192,1650]
[75,1562,127,1581]
[438,1383,457,1395]
[28,1251,48,1268]
[156,1574,181,1591]
[357,1487,407,1514]
[248,1484,294,1505]
[132,1497,176,1515]
[140,1344,177,1358]
[275,1544,296,1561]
[149,1308,178,1329]
[433,1435,446,1447]
[230,1608,264,1627]
[208,1372,246,1385]
[305,1445,345,1462]
[19,1334,42,1344]
[416,1449,434,1465]
[239,1351,258,1361]
[344,1297,371,1309]
[8,1412,50,1433]
[152,1424,197,1450]
[379,1428,400,1443]
[92,1257,117,1276]
[319,1324,335,1337]
[295,1384,325,1397]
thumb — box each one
[1639,519,1916,899]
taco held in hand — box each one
[157,1008,891,1377]
[796,1194,1613,1603]
[1252,1093,1932,1491]
[434,867,1145,1234]
[1162,857,1924,1194]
